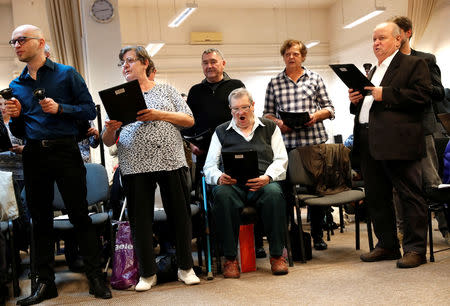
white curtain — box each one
[45,0,85,78]
[408,0,438,48]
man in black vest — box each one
[203,88,289,278]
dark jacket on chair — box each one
[296,143,351,195]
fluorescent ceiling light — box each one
[146,41,165,57]
[168,3,198,28]
[343,7,385,29]
[305,40,320,48]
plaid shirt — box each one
[264,67,334,148]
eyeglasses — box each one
[230,105,252,113]
[284,52,302,58]
[118,57,139,67]
[9,36,40,47]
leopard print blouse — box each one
[117,83,192,175]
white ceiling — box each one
[119,0,338,9]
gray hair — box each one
[228,87,253,105]
[119,45,155,77]
[202,48,225,60]
[44,44,50,57]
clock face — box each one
[91,0,114,23]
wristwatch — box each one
[57,104,63,114]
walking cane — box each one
[202,176,214,280]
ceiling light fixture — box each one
[146,42,165,57]
[305,40,320,48]
[168,2,198,28]
[343,0,385,29]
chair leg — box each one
[339,205,344,233]
[326,209,334,238]
[428,207,435,262]
[366,216,374,251]
[196,237,203,268]
[284,221,293,267]
[355,202,360,250]
[295,204,307,263]
[8,220,20,297]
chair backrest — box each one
[287,149,314,186]
[51,163,109,210]
[288,144,353,193]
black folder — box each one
[278,111,310,130]
[329,64,374,96]
[182,129,213,151]
[0,120,12,152]
[222,150,259,184]
[98,80,147,126]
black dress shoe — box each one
[313,239,328,251]
[255,247,267,258]
[360,247,401,262]
[88,277,112,299]
[16,282,58,306]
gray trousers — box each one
[395,135,448,234]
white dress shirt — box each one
[359,50,398,124]
[203,117,288,185]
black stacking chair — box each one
[0,219,20,297]
[426,137,450,262]
[287,146,366,261]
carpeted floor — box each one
[5,219,450,305]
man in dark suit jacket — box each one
[348,22,432,268]
[390,16,448,240]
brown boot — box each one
[223,259,240,278]
[396,252,426,268]
[360,247,401,262]
[270,256,288,275]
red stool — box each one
[239,224,256,272]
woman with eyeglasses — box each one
[102,46,200,291]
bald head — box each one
[372,22,402,64]
[374,22,401,37]
[12,24,44,39]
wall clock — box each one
[90,0,114,23]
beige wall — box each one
[0,0,449,171]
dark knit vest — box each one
[216,117,276,175]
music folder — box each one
[329,64,374,96]
[278,111,310,130]
[222,150,259,185]
[98,79,147,126]
[182,129,213,151]
[0,121,12,152]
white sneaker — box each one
[135,274,157,291]
[177,268,200,285]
